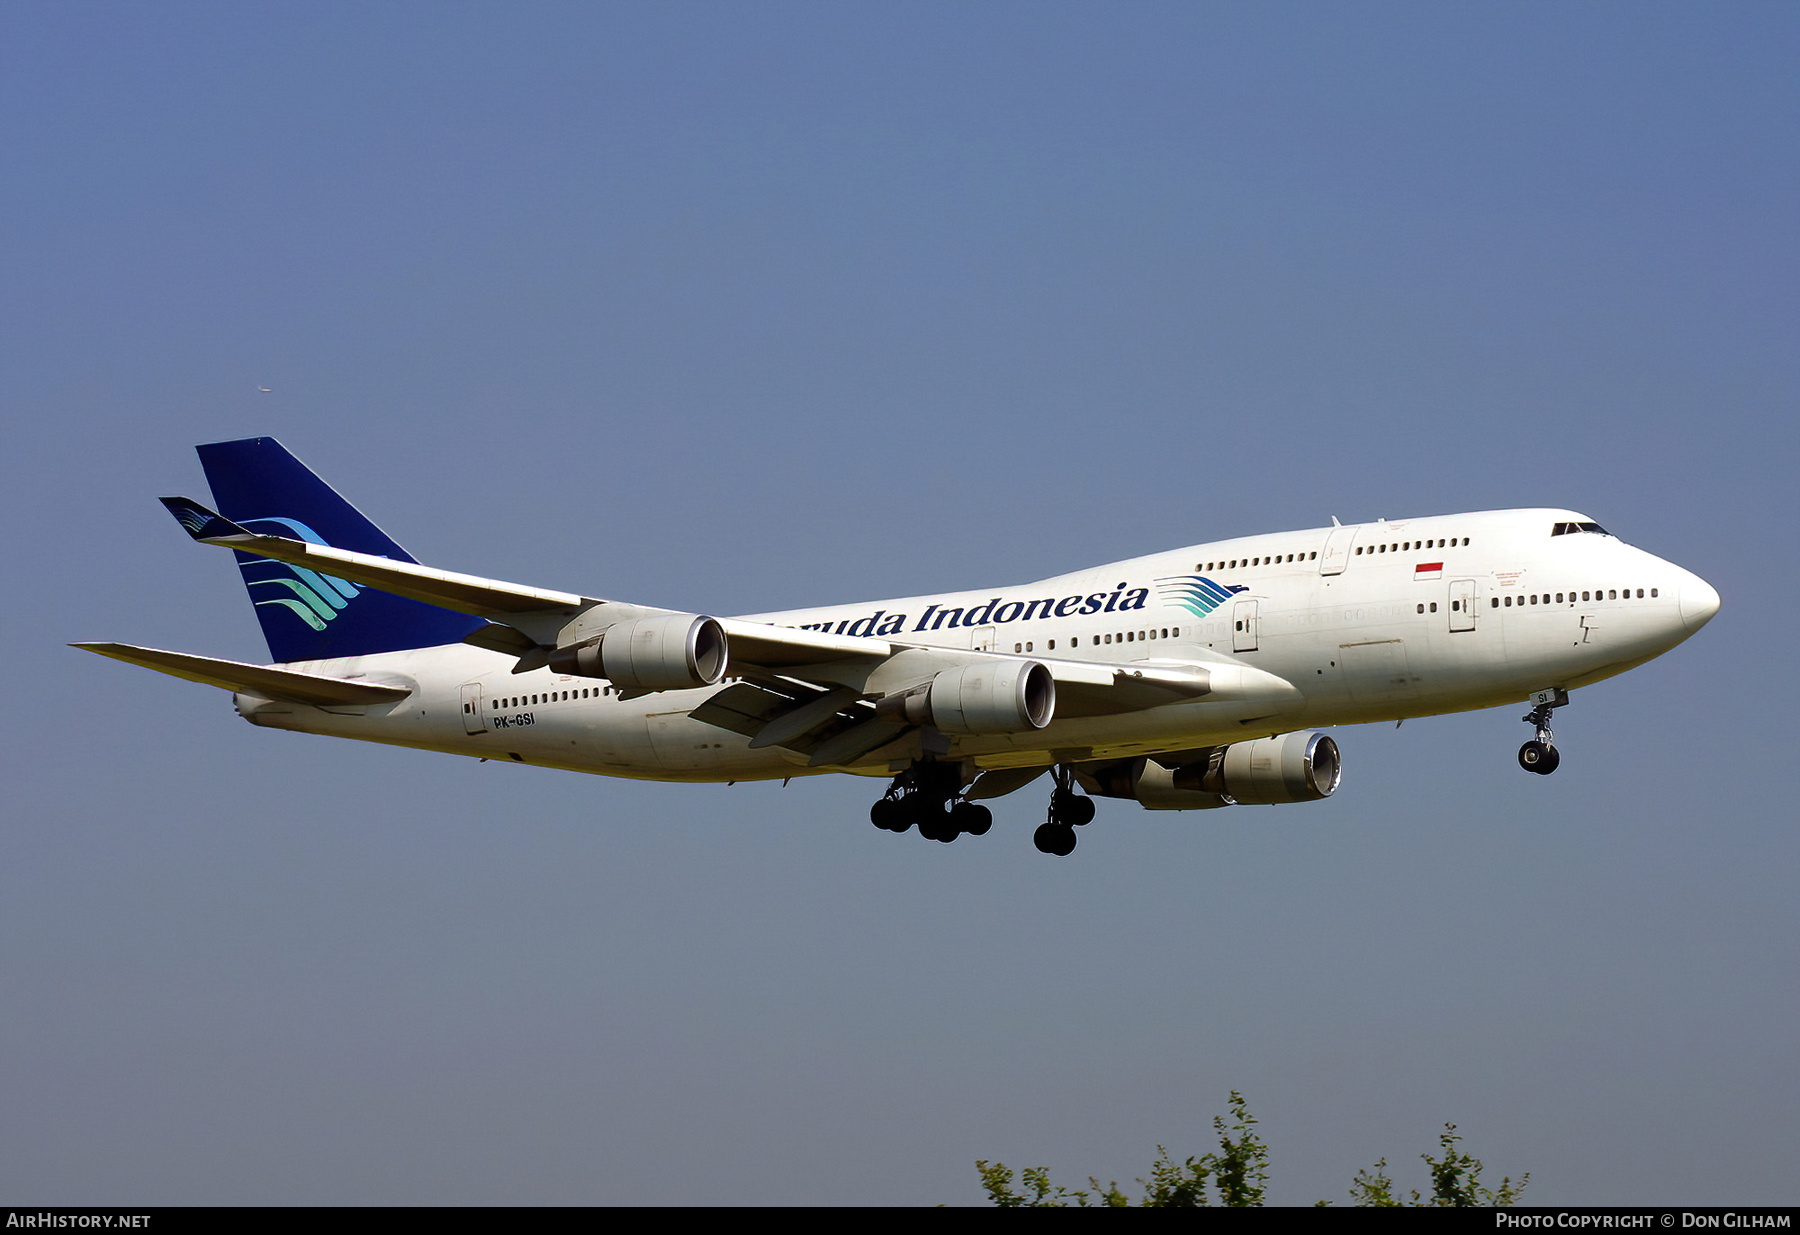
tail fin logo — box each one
[171,505,213,536]
[1154,574,1248,618]
[235,516,363,633]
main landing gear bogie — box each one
[868,761,1097,854]
[1033,768,1096,856]
[1517,687,1569,777]
[869,763,991,844]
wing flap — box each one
[686,681,806,739]
[73,643,412,706]
[746,686,863,750]
[806,717,911,767]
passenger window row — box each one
[1199,552,1317,570]
[1064,627,1181,650]
[1197,535,1466,570]
[489,686,614,708]
[1355,537,1469,556]
[1490,588,1657,608]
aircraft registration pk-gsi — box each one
[81,439,1721,856]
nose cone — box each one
[1680,576,1721,632]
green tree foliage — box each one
[977,1091,1266,1208]
[974,1096,1526,1208]
[1340,1124,1529,1207]
[1208,1092,1269,1207]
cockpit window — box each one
[1552,521,1609,536]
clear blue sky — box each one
[3,1,1795,1205]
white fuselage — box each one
[238,509,1717,785]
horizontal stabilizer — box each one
[72,643,412,706]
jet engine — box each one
[1079,731,1341,810]
[1171,731,1341,804]
[547,614,728,691]
[874,661,1055,734]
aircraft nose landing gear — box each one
[1518,687,1569,775]
[1517,740,1558,774]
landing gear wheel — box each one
[918,810,957,842]
[950,801,992,836]
[1518,690,1568,776]
[870,798,904,831]
[1034,766,1090,854]
[1052,789,1096,826]
[1518,740,1560,775]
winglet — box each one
[159,496,251,542]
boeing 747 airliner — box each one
[79,438,1720,855]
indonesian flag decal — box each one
[1414,561,1444,580]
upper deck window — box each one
[1552,521,1610,536]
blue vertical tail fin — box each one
[197,437,484,663]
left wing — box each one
[160,498,590,621]
[161,497,899,667]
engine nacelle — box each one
[875,661,1055,734]
[1081,758,1232,811]
[1172,731,1341,804]
[547,614,728,691]
[1078,732,1341,810]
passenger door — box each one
[1232,600,1259,652]
[1319,526,1358,576]
[1448,579,1476,633]
[460,682,486,735]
